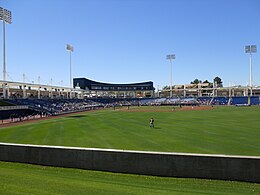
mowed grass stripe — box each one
[0,106,260,156]
[0,161,259,195]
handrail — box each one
[0,105,29,110]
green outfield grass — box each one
[0,106,260,156]
[0,161,259,195]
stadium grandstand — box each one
[1,78,260,100]
[158,83,260,98]
[1,77,260,124]
[0,80,84,99]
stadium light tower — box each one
[0,7,12,81]
[66,44,74,88]
[166,54,175,98]
[245,45,257,96]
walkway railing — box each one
[0,105,29,110]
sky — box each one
[1,0,260,89]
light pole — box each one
[166,54,175,98]
[66,44,74,88]
[245,45,257,96]
[0,7,12,81]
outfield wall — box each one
[0,143,259,183]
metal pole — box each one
[250,51,252,87]
[70,51,72,88]
[170,59,172,98]
[250,52,252,96]
[3,19,6,81]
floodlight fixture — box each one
[66,44,74,52]
[0,7,12,24]
[166,54,176,98]
[245,45,257,53]
[166,54,175,60]
[245,45,257,96]
[0,7,12,81]
[66,44,74,88]
[251,45,257,53]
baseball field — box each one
[0,106,260,156]
[0,105,260,194]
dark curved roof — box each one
[73,78,154,91]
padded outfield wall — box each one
[0,143,259,183]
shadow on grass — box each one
[149,127,161,129]
[67,115,87,118]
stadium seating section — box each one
[0,109,40,120]
[0,96,259,120]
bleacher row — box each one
[4,96,259,113]
[6,99,104,115]
[197,96,260,106]
[138,96,259,106]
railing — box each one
[0,105,29,110]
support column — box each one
[198,84,202,97]
[243,89,246,96]
[60,90,64,99]
[23,85,27,99]
[232,89,235,97]
[58,89,61,98]
[49,88,53,99]
[2,84,7,99]
[38,87,41,99]
[5,85,9,99]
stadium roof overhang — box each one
[0,80,84,92]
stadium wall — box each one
[0,143,259,183]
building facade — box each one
[73,78,155,98]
